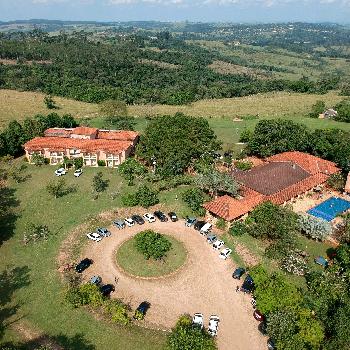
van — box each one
[200,223,212,235]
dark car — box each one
[154,211,168,222]
[253,309,265,322]
[100,284,115,296]
[241,275,254,293]
[134,301,151,319]
[75,258,93,273]
[267,338,276,350]
[194,220,206,231]
[232,267,246,280]
[185,217,197,227]
[168,212,178,222]
[131,215,145,225]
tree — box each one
[135,230,172,260]
[334,99,350,122]
[31,153,46,166]
[195,170,239,197]
[118,158,147,185]
[46,178,68,198]
[92,172,109,193]
[135,185,159,207]
[297,213,332,241]
[167,314,217,350]
[136,113,221,177]
[247,202,298,240]
[73,157,83,169]
[309,100,325,118]
[182,188,205,216]
[99,99,128,117]
[246,119,311,157]
[1,121,23,157]
[44,95,58,109]
[327,172,345,191]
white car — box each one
[219,248,232,260]
[192,313,204,329]
[124,218,135,227]
[74,169,83,177]
[143,213,156,223]
[213,240,224,250]
[208,315,220,336]
[86,232,103,242]
[55,168,66,176]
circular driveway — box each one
[83,220,265,350]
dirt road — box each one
[83,220,265,350]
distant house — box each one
[23,127,139,167]
[319,109,338,119]
[204,151,340,221]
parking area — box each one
[82,219,265,350]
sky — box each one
[1,0,350,23]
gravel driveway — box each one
[83,220,265,350]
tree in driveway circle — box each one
[135,230,172,260]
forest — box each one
[0,22,349,105]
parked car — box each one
[113,220,125,229]
[168,212,178,222]
[200,223,212,235]
[207,234,217,244]
[100,284,115,296]
[154,211,168,222]
[75,258,93,273]
[253,309,265,322]
[192,313,204,329]
[185,217,197,227]
[96,227,111,237]
[90,275,102,285]
[207,315,220,336]
[143,213,156,223]
[134,301,151,319]
[213,240,224,250]
[86,232,103,242]
[315,256,328,268]
[125,218,135,227]
[73,169,83,177]
[55,167,66,176]
[131,215,145,225]
[219,248,232,260]
[232,267,246,280]
[194,220,206,231]
[267,338,276,350]
[241,275,254,294]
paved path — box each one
[83,220,265,350]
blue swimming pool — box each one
[307,197,350,222]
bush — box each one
[281,251,309,276]
[23,223,50,244]
[103,299,130,326]
[298,213,332,241]
[182,188,205,216]
[97,160,106,167]
[155,175,194,191]
[73,157,83,169]
[216,218,227,230]
[167,314,217,350]
[135,185,159,208]
[229,221,249,236]
[31,153,45,166]
[135,230,172,260]
[327,173,346,191]
[121,193,138,207]
[234,160,253,171]
[46,178,68,198]
[65,283,104,308]
[92,171,109,193]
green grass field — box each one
[1,164,197,349]
[116,235,187,277]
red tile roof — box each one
[204,152,339,221]
[72,127,98,136]
[267,151,339,175]
[97,130,139,141]
[24,137,132,153]
[44,128,73,138]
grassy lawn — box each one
[116,235,187,277]
[0,163,176,349]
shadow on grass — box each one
[1,333,96,350]
[0,266,31,340]
[0,186,20,245]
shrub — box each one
[216,218,227,230]
[73,157,83,169]
[103,299,130,326]
[97,160,106,167]
[44,95,58,109]
[135,185,159,208]
[121,193,138,207]
[133,309,145,321]
[65,283,103,308]
[135,230,172,260]
[281,251,309,276]
[23,223,50,244]
[298,213,332,241]
[182,188,205,216]
[92,171,109,193]
[167,314,217,350]
[234,160,253,171]
[327,173,345,191]
[31,153,45,166]
[46,178,68,198]
[229,221,249,236]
